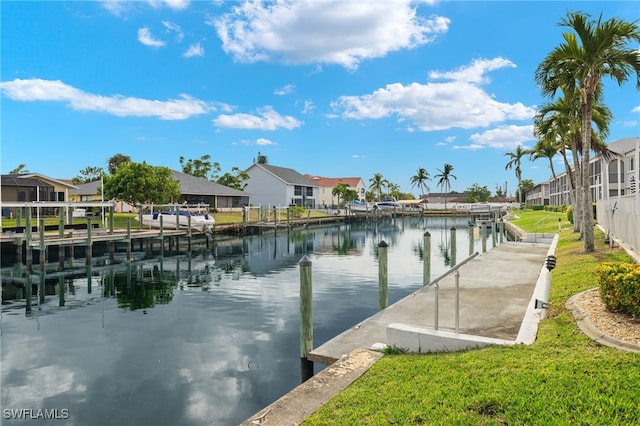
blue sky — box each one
[1,1,638,197]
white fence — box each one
[596,194,640,252]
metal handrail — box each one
[427,251,479,332]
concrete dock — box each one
[242,239,556,425]
[309,240,554,365]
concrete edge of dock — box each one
[240,348,383,425]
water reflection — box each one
[1,216,500,425]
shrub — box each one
[567,206,573,224]
[289,206,306,218]
[596,262,640,318]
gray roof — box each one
[249,164,318,187]
[73,180,101,196]
[171,170,247,196]
[1,174,55,188]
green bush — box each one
[289,206,306,218]
[596,262,640,318]
[566,205,573,224]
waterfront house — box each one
[70,170,250,212]
[1,173,77,217]
[244,164,319,208]
[304,175,366,208]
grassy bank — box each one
[303,212,640,425]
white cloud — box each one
[274,84,295,96]
[256,138,276,145]
[456,125,535,150]
[163,21,184,42]
[183,43,204,57]
[301,100,315,114]
[632,105,640,113]
[0,78,212,120]
[213,106,302,130]
[138,27,165,47]
[330,58,536,131]
[210,0,450,69]
[147,0,190,10]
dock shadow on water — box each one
[1,216,500,426]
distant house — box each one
[170,170,249,210]
[525,181,550,206]
[1,173,77,203]
[304,175,366,207]
[1,173,78,217]
[244,164,319,208]
[71,170,250,212]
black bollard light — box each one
[545,255,557,271]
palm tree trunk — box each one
[581,91,595,252]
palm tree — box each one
[332,183,349,207]
[434,163,456,209]
[535,11,640,252]
[534,87,614,232]
[504,146,529,203]
[410,168,431,199]
[369,173,386,202]
[529,138,559,182]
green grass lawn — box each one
[303,211,640,425]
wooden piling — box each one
[468,224,475,256]
[39,218,46,271]
[39,272,45,304]
[423,231,431,286]
[26,208,33,271]
[299,255,313,382]
[126,217,132,261]
[482,224,487,253]
[86,217,93,265]
[378,240,388,309]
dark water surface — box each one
[1,216,496,425]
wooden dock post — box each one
[378,240,388,309]
[482,224,487,253]
[25,208,33,271]
[423,231,431,286]
[16,206,22,228]
[299,255,313,382]
[499,220,504,244]
[491,220,497,247]
[159,215,165,257]
[86,217,93,265]
[126,217,132,261]
[450,226,457,267]
[39,218,46,270]
[468,223,475,256]
[58,208,65,238]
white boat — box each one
[373,198,401,211]
[349,200,372,213]
[137,209,215,233]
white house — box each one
[547,137,639,251]
[304,175,366,207]
[244,163,319,208]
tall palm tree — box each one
[535,11,640,252]
[529,137,559,182]
[369,173,386,202]
[410,168,431,199]
[504,146,529,203]
[434,163,456,209]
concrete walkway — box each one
[309,241,554,364]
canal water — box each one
[1,216,498,425]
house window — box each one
[306,187,313,196]
[18,191,26,202]
[57,192,65,202]
[294,186,302,196]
